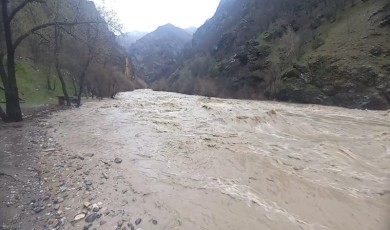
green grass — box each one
[0,60,75,107]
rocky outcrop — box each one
[274,58,390,110]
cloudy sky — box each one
[91,0,220,32]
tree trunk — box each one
[71,76,78,96]
[0,57,7,91]
[76,59,91,107]
[54,26,70,106]
[52,79,56,91]
[46,77,51,90]
[55,61,71,106]
[46,65,55,91]
[2,1,22,122]
[47,77,56,91]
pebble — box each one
[46,218,59,229]
[114,157,123,164]
[59,186,68,192]
[54,204,60,210]
[33,207,42,213]
[83,224,92,230]
[117,220,124,227]
[54,197,64,204]
[85,213,98,223]
[152,219,158,225]
[102,172,109,179]
[99,220,107,225]
[84,180,93,186]
[84,202,91,209]
[74,213,86,221]
[128,223,135,230]
[135,218,142,225]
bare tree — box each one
[0,0,104,122]
[53,25,72,106]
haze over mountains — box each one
[116,31,147,48]
[122,0,390,110]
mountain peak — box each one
[154,23,185,34]
[159,23,176,29]
[128,23,193,83]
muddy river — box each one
[45,90,390,229]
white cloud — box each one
[92,0,220,32]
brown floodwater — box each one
[46,89,390,230]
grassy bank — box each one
[0,60,75,107]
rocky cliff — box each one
[128,24,192,83]
[153,0,390,110]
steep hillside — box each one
[154,0,390,110]
[128,24,192,83]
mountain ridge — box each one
[152,0,390,110]
[128,23,192,83]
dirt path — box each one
[10,90,390,230]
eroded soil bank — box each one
[3,90,389,230]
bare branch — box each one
[13,20,105,51]
[8,0,45,22]
[58,26,87,45]
[32,31,51,44]
[8,0,31,22]
[33,32,51,48]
